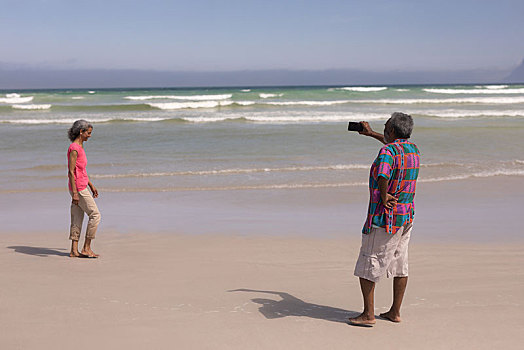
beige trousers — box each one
[69,188,101,241]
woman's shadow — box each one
[7,246,70,257]
[229,289,359,323]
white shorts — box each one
[354,222,412,283]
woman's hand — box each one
[89,184,99,198]
[72,192,79,205]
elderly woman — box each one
[67,120,101,258]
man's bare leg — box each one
[348,278,376,326]
[81,238,99,258]
[380,276,407,322]
[69,240,81,257]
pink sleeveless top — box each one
[67,143,89,191]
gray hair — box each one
[389,112,413,139]
[68,120,93,142]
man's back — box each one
[364,139,420,234]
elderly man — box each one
[348,112,420,327]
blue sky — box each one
[1,0,523,71]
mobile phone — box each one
[348,122,363,132]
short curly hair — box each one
[68,120,93,142]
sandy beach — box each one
[1,177,523,349]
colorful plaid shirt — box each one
[363,139,420,235]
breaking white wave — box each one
[424,88,524,94]
[260,93,284,99]
[180,112,386,123]
[420,169,524,183]
[266,100,350,106]
[243,114,386,123]
[235,101,256,106]
[416,109,524,118]
[1,118,107,125]
[353,96,524,105]
[91,164,371,179]
[12,104,52,110]
[241,89,251,92]
[335,87,388,92]
[125,94,232,101]
[71,96,85,100]
[0,116,172,124]
[147,100,234,110]
[0,94,34,104]
[475,85,509,89]
[92,167,524,192]
[88,91,96,94]
[396,89,410,92]
[99,182,370,192]
[180,116,239,123]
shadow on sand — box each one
[229,289,359,323]
[7,246,70,257]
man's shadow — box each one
[7,246,69,257]
[229,289,359,323]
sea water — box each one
[0,84,523,195]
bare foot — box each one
[69,251,82,258]
[81,250,99,258]
[347,313,376,327]
[379,311,401,323]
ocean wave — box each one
[11,104,52,110]
[1,118,113,125]
[266,100,350,106]
[242,114,386,123]
[241,89,251,92]
[88,91,96,94]
[125,94,232,101]
[424,88,524,94]
[147,100,235,110]
[335,87,388,92]
[260,93,284,99]
[93,182,369,192]
[353,96,524,104]
[416,110,524,118]
[0,116,173,124]
[475,85,509,89]
[420,169,524,183]
[74,168,524,192]
[0,94,34,104]
[90,164,371,179]
[92,161,518,180]
[71,96,85,100]
[236,101,256,106]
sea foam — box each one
[353,96,524,104]
[416,110,524,118]
[259,93,284,99]
[334,87,388,92]
[424,88,524,94]
[0,94,34,104]
[147,100,234,110]
[125,94,232,101]
[265,100,350,106]
[12,104,52,110]
[91,164,371,179]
